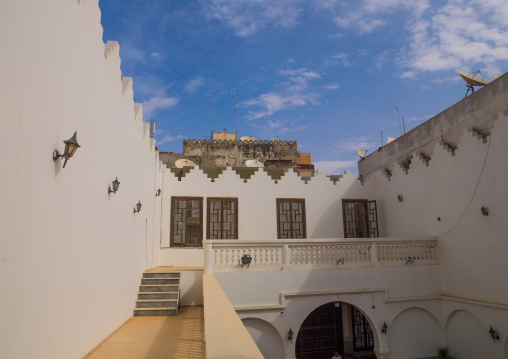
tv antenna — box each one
[231,89,237,140]
[211,82,214,138]
[457,70,490,97]
[388,99,403,136]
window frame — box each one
[206,197,239,239]
[276,198,307,239]
[170,196,204,248]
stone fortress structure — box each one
[1,1,508,359]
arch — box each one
[295,301,378,359]
[388,307,442,359]
[445,309,495,359]
[241,317,284,359]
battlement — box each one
[183,139,296,146]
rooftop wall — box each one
[183,139,298,167]
[0,1,161,358]
[356,73,508,306]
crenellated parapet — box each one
[183,138,298,167]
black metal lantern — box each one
[134,201,142,214]
[481,206,489,216]
[288,328,293,343]
[241,254,252,267]
[489,326,499,342]
[156,188,162,196]
[108,177,120,194]
[53,131,81,168]
[382,322,388,336]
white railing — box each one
[204,238,438,273]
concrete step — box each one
[139,285,179,292]
[141,278,179,285]
[143,272,180,279]
[136,299,178,308]
[133,308,178,316]
[137,292,179,300]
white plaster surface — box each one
[0,1,161,358]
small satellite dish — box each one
[240,136,257,142]
[356,149,366,158]
[175,159,196,168]
[387,137,396,143]
[245,159,264,168]
[493,74,500,80]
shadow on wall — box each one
[242,317,285,359]
[445,309,496,359]
[388,307,441,359]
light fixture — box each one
[134,201,142,214]
[489,326,499,342]
[53,131,81,168]
[336,258,344,265]
[406,257,415,265]
[241,254,252,267]
[481,206,488,216]
[108,177,120,194]
[397,194,403,202]
[382,322,388,336]
[156,188,161,196]
[288,328,293,343]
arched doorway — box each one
[295,302,376,359]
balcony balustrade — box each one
[204,238,438,273]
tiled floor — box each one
[85,306,205,359]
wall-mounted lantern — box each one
[108,177,120,194]
[156,188,162,196]
[481,206,488,216]
[397,194,403,202]
[288,328,294,343]
[382,322,388,336]
[241,254,252,267]
[53,131,81,168]
[489,326,499,342]
[405,257,415,265]
[134,201,142,214]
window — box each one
[342,199,378,238]
[207,198,238,239]
[277,198,306,239]
[351,307,374,351]
[170,197,203,247]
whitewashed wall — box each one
[0,1,161,358]
[159,168,363,266]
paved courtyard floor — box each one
[85,306,205,359]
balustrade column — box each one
[283,243,290,266]
[204,241,213,274]
[371,242,378,263]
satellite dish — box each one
[356,149,366,158]
[270,138,279,142]
[457,70,490,87]
[493,74,500,80]
[240,136,257,142]
[245,159,264,168]
[387,137,396,143]
[175,159,196,168]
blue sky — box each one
[99,0,508,174]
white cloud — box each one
[183,76,206,94]
[142,96,178,118]
[401,0,508,77]
[241,68,321,120]
[330,52,351,67]
[157,133,184,146]
[203,0,303,37]
[325,84,340,90]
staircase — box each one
[134,271,180,316]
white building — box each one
[1,1,507,359]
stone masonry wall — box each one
[182,139,298,167]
